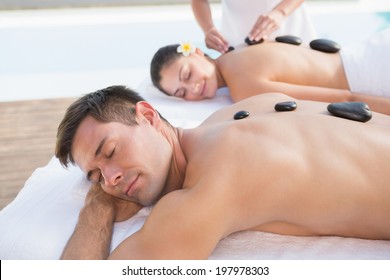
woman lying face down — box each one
[150,33,390,115]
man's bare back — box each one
[108,93,390,259]
[180,93,390,240]
[59,87,390,259]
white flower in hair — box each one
[177,41,196,57]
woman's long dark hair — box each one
[150,44,181,95]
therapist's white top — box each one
[220,0,316,46]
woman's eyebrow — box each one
[173,66,184,96]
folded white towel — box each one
[341,28,390,98]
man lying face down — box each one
[55,85,390,259]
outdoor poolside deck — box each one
[0,98,76,209]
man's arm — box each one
[60,201,114,259]
[109,189,232,259]
[61,183,142,259]
[61,184,228,259]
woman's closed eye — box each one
[175,88,186,98]
[180,66,190,81]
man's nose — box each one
[101,165,123,188]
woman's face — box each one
[159,51,219,101]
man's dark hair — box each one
[55,85,167,167]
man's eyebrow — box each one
[95,137,107,157]
[85,137,106,181]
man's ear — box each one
[135,101,162,129]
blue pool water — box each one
[312,11,390,45]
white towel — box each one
[220,0,316,46]
[341,28,390,98]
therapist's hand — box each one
[248,9,285,41]
[204,26,230,53]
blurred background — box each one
[1,0,389,102]
[0,0,389,209]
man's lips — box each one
[125,174,139,197]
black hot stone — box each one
[327,102,372,122]
[274,101,297,112]
[275,35,302,45]
[245,37,264,45]
[227,46,235,52]
[309,39,341,53]
[234,110,250,120]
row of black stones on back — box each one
[234,101,372,122]
[232,35,341,53]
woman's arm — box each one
[248,0,305,41]
[273,0,305,17]
[191,0,229,53]
[191,0,214,35]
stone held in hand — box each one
[327,102,372,122]
[245,37,264,45]
[227,46,235,52]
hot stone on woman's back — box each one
[310,39,340,53]
[275,35,302,45]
